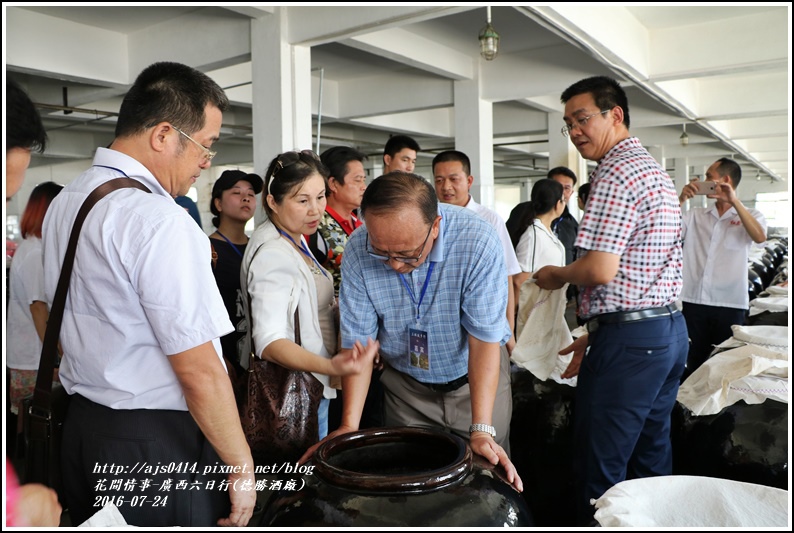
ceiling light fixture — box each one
[756,171,762,181]
[679,123,689,146]
[479,6,500,61]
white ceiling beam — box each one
[480,44,611,103]
[522,5,652,80]
[735,138,790,153]
[493,105,547,135]
[7,8,131,85]
[350,108,453,138]
[695,72,788,119]
[710,116,788,139]
[128,10,252,76]
[517,5,786,181]
[284,6,474,46]
[222,6,274,19]
[649,9,788,81]
[342,27,474,80]
[336,72,452,120]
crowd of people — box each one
[5,63,768,528]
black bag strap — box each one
[30,177,151,417]
[530,224,537,273]
[245,241,301,370]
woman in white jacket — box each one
[241,150,378,441]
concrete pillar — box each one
[251,9,313,224]
[367,160,383,184]
[453,78,494,208]
[520,178,533,203]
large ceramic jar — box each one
[671,400,788,490]
[509,369,577,527]
[259,426,532,527]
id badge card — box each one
[409,328,429,370]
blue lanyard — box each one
[399,262,435,325]
[215,231,244,259]
[278,229,329,279]
[93,165,130,177]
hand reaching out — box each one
[330,338,380,376]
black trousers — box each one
[681,302,747,379]
[61,394,231,526]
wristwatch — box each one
[469,423,496,438]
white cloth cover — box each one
[677,343,788,416]
[79,504,129,527]
[512,280,576,385]
[713,324,789,353]
[762,284,789,297]
[749,296,789,316]
[594,475,789,527]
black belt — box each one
[411,373,469,393]
[586,304,680,334]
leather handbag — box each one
[21,177,151,499]
[239,243,324,464]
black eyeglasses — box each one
[268,150,322,194]
[366,223,434,264]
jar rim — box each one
[313,426,472,494]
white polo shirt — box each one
[466,197,522,276]
[681,204,767,310]
[42,148,232,411]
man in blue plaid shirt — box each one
[312,171,522,492]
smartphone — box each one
[693,181,716,195]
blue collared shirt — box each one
[340,203,510,383]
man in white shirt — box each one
[432,150,521,454]
[42,62,255,527]
[678,157,767,378]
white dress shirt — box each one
[681,204,767,309]
[466,196,522,276]
[42,148,232,411]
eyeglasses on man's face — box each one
[172,125,217,162]
[366,222,433,264]
[561,109,610,137]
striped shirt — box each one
[575,137,683,320]
[340,203,510,383]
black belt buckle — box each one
[586,305,678,334]
[585,319,600,334]
[424,374,469,393]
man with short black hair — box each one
[383,134,420,174]
[310,145,368,295]
[42,62,255,527]
[535,76,688,525]
[678,157,767,377]
[6,79,47,201]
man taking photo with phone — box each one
[678,157,767,379]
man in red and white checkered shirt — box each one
[535,76,688,526]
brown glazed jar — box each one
[259,426,533,527]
